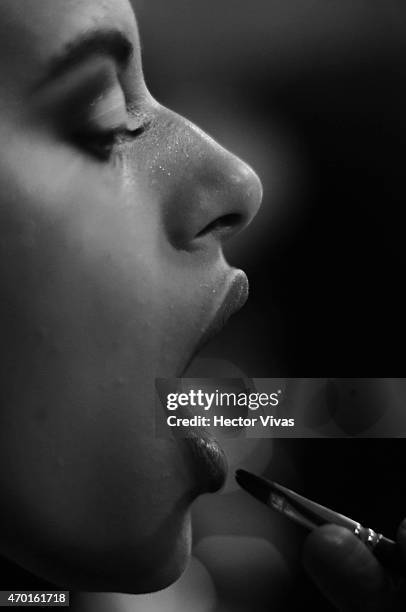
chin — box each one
[25,511,193,595]
[119,528,192,595]
[100,518,193,595]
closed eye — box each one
[30,29,148,163]
[73,123,149,162]
[40,59,149,162]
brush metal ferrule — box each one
[353,525,383,550]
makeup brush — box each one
[235,469,403,573]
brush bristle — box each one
[235,469,271,505]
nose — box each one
[158,108,263,250]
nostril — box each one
[196,213,244,239]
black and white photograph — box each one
[0,1,405,610]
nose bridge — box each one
[159,108,263,249]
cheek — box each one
[0,149,194,590]
[0,142,161,363]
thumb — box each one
[303,524,388,610]
[396,519,406,560]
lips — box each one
[203,268,249,344]
[174,268,249,494]
[182,268,249,375]
[183,429,228,494]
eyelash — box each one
[74,124,147,162]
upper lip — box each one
[181,269,249,375]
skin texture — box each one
[0,0,262,593]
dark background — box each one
[136,0,406,377]
[136,1,406,610]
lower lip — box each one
[182,429,228,494]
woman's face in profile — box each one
[0,0,261,593]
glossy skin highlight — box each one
[0,0,262,594]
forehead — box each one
[0,0,137,90]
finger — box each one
[391,520,406,605]
[303,524,389,611]
[396,519,406,561]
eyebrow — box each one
[38,29,134,87]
